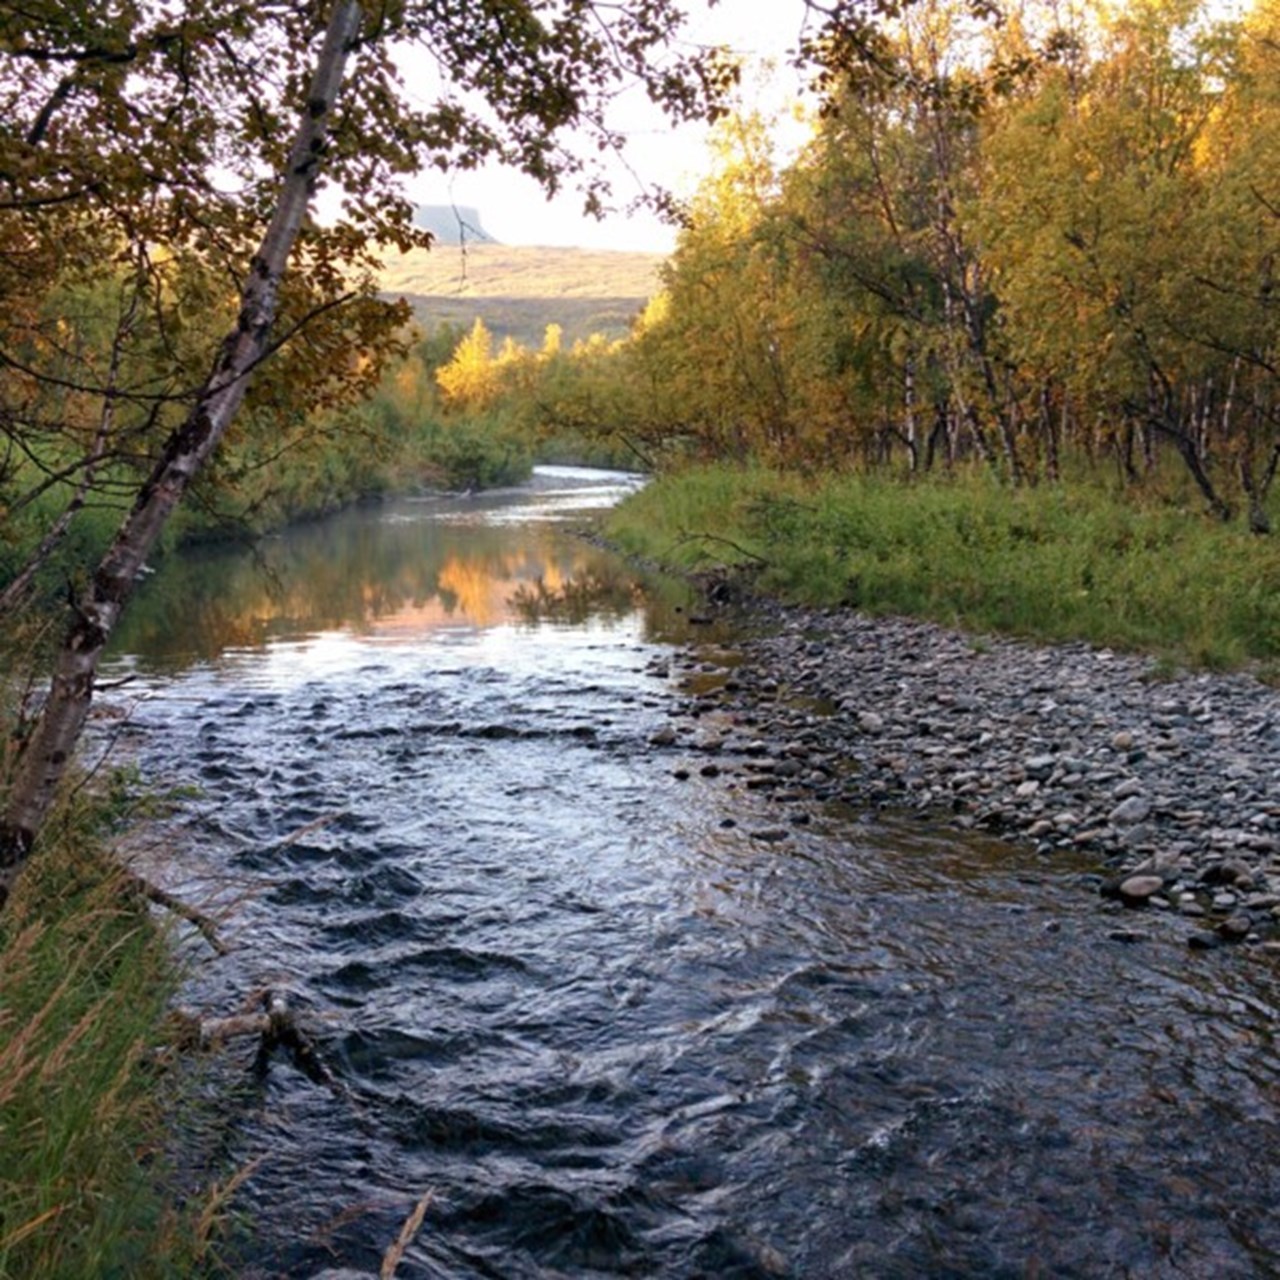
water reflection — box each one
[113,471,677,667]
[509,571,649,627]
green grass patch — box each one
[0,825,216,1279]
[606,463,1280,672]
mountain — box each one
[411,204,498,246]
[379,241,665,347]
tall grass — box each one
[0,826,212,1279]
[606,464,1280,672]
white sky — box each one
[402,2,817,254]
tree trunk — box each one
[903,354,918,472]
[1042,382,1061,483]
[0,0,364,902]
[1165,424,1233,521]
[1239,432,1279,535]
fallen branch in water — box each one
[271,811,345,850]
[381,1189,434,1279]
[253,989,339,1090]
[171,989,345,1096]
[123,872,229,956]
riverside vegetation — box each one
[605,464,1280,675]
[0,798,216,1279]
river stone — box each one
[1128,849,1183,876]
[666,591,1280,951]
[1024,754,1056,780]
[1108,928,1149,943]
[1246,893,1280,910]
[1187,930,1223,950]
[649,726,678,747]
[1110,795,1152,826]
[1216,913,1253,941]
[1118,875,1164,906]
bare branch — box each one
[123,873,230,956]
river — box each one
[101,467,1280,1278]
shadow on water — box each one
[102,469,1280,1278]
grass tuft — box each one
[607,463,1280,671]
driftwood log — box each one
[172,989,343,1094]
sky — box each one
[401,2,817,255]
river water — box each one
[102,468,1280,1278]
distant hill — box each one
[379,242,665,347]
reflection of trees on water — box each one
[111,502,636,664]
[509,568,648,627]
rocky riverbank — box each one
[647,598,1280,951]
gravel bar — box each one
[648,598,1280,952]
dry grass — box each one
[380,1189,434,1280]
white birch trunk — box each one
[0,1,364,895]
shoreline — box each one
[652,593,1280,952]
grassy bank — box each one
[605,464,1280,674]
[0,820,213,1279]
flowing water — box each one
[101,468,1280,1278]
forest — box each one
[420,0,1280,667]
[7,0,1279,624]
[447,0,1280,521]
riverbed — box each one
[102,468,1280,1278]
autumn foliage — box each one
[486,0,1280,529]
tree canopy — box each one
[512,0,1278,516]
